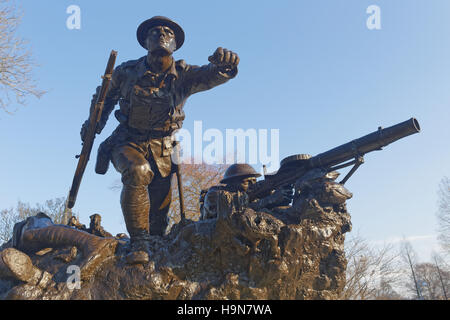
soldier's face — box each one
[239,177,257,192]
[145,25,177,55]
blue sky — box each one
[1,0,449,261]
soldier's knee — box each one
[122,162,153,186]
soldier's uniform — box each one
[87,17,238,249]
[200,164,292,220]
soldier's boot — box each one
[121,184,151,265]
[18,226,117,281]
[127,231,151,265]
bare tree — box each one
[375,279,403,300]
[432,253,449,300]
[0,197,74,244]
[400,240,423,299]
[437,177,450,255]
[410,262,450,300]
[169,163,228,225]
[0,207,17,244]
[0,0,45,112]
[341,233,403,300]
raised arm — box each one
[181,47,239,96]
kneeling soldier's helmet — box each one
[220,164,261,184]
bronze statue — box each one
[11,213,117,281]
[67,216,87,231]
[200,163,293,220]
[201,118,421,221]
[80,16,239,264]
[0,117,421,299]
[87,214,112,238]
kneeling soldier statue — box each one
[200,164,293,220]
[80,16,239,264]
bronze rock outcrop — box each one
[0,189,351,300]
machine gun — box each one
[247,118,421,202]
[67,50,118,209]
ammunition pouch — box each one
[95,139,112,175]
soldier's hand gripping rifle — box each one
[67,50,118,209]
[247,118,421,202]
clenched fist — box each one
[208,47,239,69]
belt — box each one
[127,127,172,140]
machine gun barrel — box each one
[247,118,420,201]
[309,118,420,169]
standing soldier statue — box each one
[79,16,239,263]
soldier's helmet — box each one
[220,164,262,184]
[136,16,185,50]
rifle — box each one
[67,50,118,209]
[247,118,421,202]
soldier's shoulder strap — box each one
[116,56,145,71]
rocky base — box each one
[0,193,351,300]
